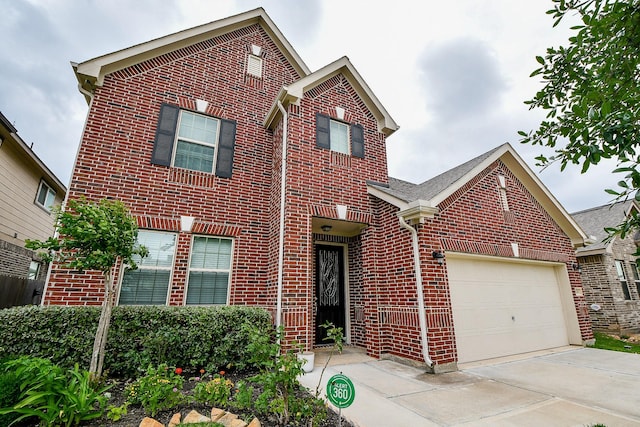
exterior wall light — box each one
[572,262,582,273]
[432,251,445,264]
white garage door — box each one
[447,255,571,363]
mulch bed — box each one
[94,369,353,427]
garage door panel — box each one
[448,257,570,363]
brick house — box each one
[572,201,640,334]
[0,111,66,282]
[44,8,593,372]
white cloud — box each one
[0,0,620,213]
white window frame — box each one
[118,230,177,305]
[185,236,233,306]
[330,119,350,155]
[35,180,56,212]
[632,262,640,298]
[171,110,221,174]
[615,260,632,300]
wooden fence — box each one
[0,275,44,309]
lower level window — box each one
[120,231,176,305]
[615,260,632,300]
[186,236,232,305]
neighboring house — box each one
[44,8,593,372]
[0,111,66,281]
[572,201,640,334]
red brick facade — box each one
[45,9,592,370]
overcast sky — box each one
[0,0,621,213]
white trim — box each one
[264,57,399,136]
[73,8,310,92]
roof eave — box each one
[73,8,310,97]
[426,143,588,248]
[282,57,399,136]
[398,200,439,224]
[0,119,67,194]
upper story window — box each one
[329,120,350,154]
[119,230,176,305]
[35,180,56,212]
[151,104,236,178]
[174,111,219,173]
[615,260,632,300]
[316,113,364,158]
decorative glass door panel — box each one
[315,245,345,344]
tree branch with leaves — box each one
[520,0,640,240]
[27,198,147,377]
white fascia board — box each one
[366,185,408,210]
[9,131,67,193]
[428,143,588,247]
[429,144,510,207]
[287,57,399,136]
[74,8,310,88]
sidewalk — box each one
[299,346,640,426]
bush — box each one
[0,356,109,426]
[0,305,272,378]
[0,359,22,426]
[124,364,186,417]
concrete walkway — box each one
[299,346,640,426]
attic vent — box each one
[247,55,263,78]
[496,175,509,211]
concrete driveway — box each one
[299,346,640,426]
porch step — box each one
[312,345,375,367]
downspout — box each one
[398,215,434,368]
[275,101,288,331]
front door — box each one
[315,245,345,344]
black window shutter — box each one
[351,124,365,158]
[151,103,180,166]
[215,119,236,178]
[316,113,331,149]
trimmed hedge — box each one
[0,305,272,378]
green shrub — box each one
[0,356,110,426]
[0,359,22,426]
[236,326,326,426]
[0,305,272,378]
[193,374,234,407]
[125,364,186,417]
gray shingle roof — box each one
[572,200,633,253]
[369,144,506,203]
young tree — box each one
[27,198,147,377]
[520,0,640,238]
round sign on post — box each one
[326,374,355,408]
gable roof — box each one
[0,111,67,194]
[572,200,639,255]
[72,8,310,103]
[264,56,399,136]
[368,143,588,248]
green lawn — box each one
[590,332,640,354]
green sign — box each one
[326,374,355,408]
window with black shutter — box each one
[151,104,236,177]
[315,113,365,158]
